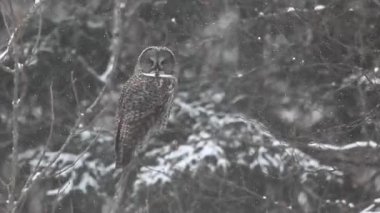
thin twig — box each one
[0,0,48,62]
[54,133,100,177]
[6,0,16,23]
[51,179,71,213]
[70,71,80,112]
[85,85,107,114]
[30,83,55,172]
[14,85,108,211]
[8,62,21,213]
[12,82,55,213]
[0,4,12,36]
[37,82,55,163]
[210,174,293,211]
[31,11,43,55]
[47,83,55,147]
[77,56,104,83]
[45,85,106,171]
[14,124,77,211]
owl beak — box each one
[155,68,160,77]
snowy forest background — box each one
[0,0,380,212]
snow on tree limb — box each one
[308,141,379,151]
[134,96,343,190]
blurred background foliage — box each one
[0,0,380,212]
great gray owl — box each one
[115,46,178,168]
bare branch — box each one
[43,84,106,173]
[11,83,54,212]
[209,173,293,211]
[31,11,43,55]
[85,86,107,114]
[360,198,380,213]
[2,1,110,211]
[70,71,80,111]
[0,0,48,62]
[14,85,107,211]
[32,83,55,171]
[308,141,379,151]
[0,4,12,36]
[99,0,123,82]
[75,0,145,84]
[54,133,99,177]
[8,62,21,213]
[77,56,104,83]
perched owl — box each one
[115,46,178,168]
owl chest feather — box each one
[121,75,175,114]
[136,75,173,96]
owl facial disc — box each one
[137,46,176,77]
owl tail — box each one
[115,121,135,168]
[115,144,134,168]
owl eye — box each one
[148,58,155,67]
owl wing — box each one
[158,78,177,130]
[115,76,172,168]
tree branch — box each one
[99,0,123,82]
[8,62,21,213]
[0,0,48,62]
[76,56,104,83]
[308,141,379,151]
[13,84,107,212]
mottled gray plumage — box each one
[115,46,177,168]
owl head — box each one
[135,46,176,77]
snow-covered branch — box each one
[308,141,379,151]
[360,198,380,213]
